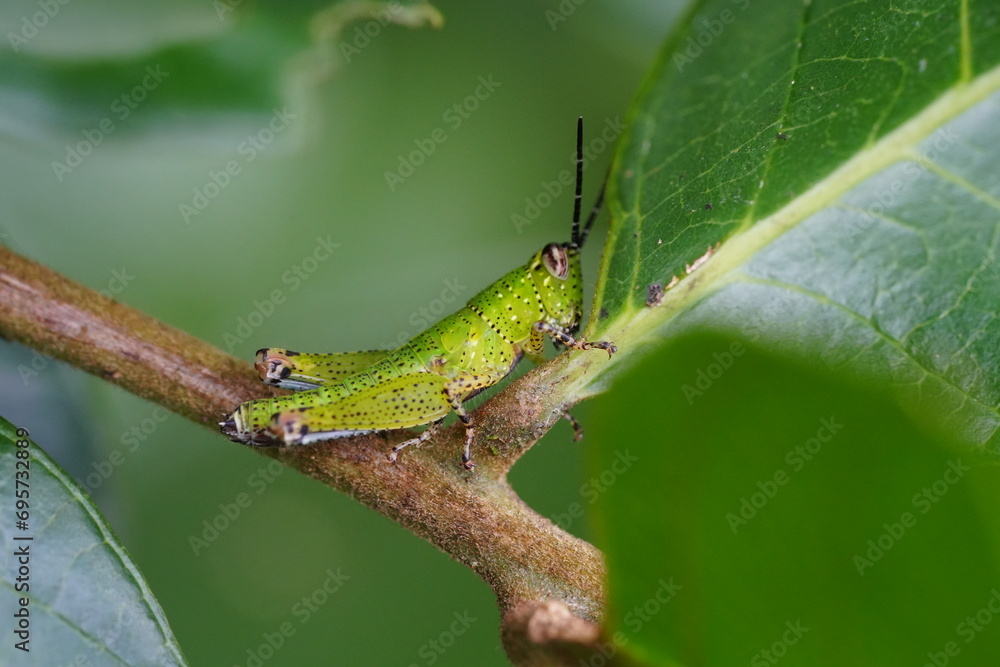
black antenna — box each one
[575,172,606,250]
[570,117,607,249]
[570,116,585,246]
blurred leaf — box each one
[0,0,228,59]
[590,334,1000,666]
[0,1,443,147]
[589,0,1000,451]
[0,417,185,666]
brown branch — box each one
[0,244,608,664]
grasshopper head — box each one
[529,242,585,332]
[530,116,607,334]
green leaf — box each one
[0,1,285,140]
[0,417,185,666]
[585,0,1000,451]
[0,1,443,145]
[590,334,1000,666]
[0,0,230,59]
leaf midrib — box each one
[570,62,1000,407]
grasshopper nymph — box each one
[221,117,617,469]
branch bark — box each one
[0,245,610,664]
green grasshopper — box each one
[221,117,616,469]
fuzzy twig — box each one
[0,244,610,664]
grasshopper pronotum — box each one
[221,118,616,468]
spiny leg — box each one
[452,398,475,470]
[388,371,492,468]
[389,418,445,462]
[562,409,584,441]
[531,321,618,358]
[441,371,510,470]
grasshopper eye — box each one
[542,243,569,280]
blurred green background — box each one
[0,1,680,664]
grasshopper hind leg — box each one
[254,347,391,391]
[456,408,475,470]
[271,407,375,445]
[233,371,492,470]
[390,407,476,469]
